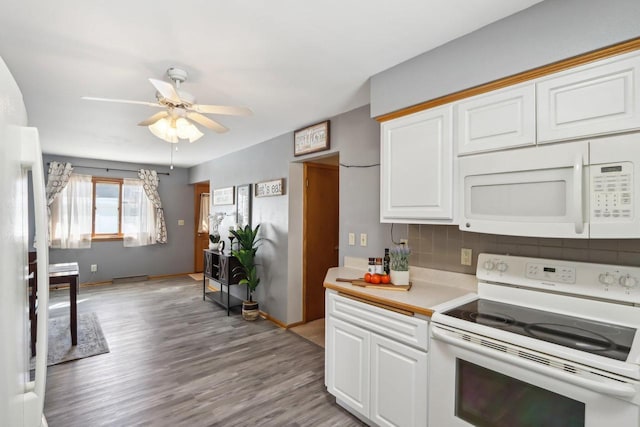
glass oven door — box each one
[429,324,640,427]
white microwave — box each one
[459,133,640,238]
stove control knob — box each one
[599,273,615,286]
[496,262,508,273]
[619,275,638,289]
[483,260,495,271]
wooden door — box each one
[194,182,210,272]
[304,162,339,322]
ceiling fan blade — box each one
[149,78,181,104]
[81,96,162,108]
[190,104,253,116]
[187,112,229,133]
[137,111,169,126]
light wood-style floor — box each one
[44,276,363,427]
[289,318,325,348]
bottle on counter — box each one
[383,248,390,275]
[368,258,376,274]
[375,257,383,274]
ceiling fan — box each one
[82,67,252,143]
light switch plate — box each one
[178,219,185,226]
[360,233,367,247]
[348,233,355,246]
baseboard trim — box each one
[259,311,287,329]
[148,272,193,280]
[285,321,305,329]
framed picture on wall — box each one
[212,186,234,205]
[236,184,252,229]
[294,120,330,156]
[255,178,285,197]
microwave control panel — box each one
[590,162,633,221]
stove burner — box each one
[524,323,615,352]
[468,312,516,327]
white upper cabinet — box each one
[537,52,640,143]
[456,83,536,155]
[380,105,454,223]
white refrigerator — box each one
[0,56,49,426]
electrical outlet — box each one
[360,233,367,247]
[177,219,185,226]
[348,232,355,246]
[461,248,472,266]
[90,264,98,273]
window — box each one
[92,177,123,239]
[49,173,160,248]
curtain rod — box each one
[46,163,170,176]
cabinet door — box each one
[370,333,427,427]
[537,52,640,143]
[381,105,454,223]
[456,83,535,155]
[326,316,370,418]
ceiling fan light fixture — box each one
[148,116,202,143]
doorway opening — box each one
[303,155,339,323]
[193,181,210,273]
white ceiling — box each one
[0,0,542,168]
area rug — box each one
[45,312,109,366]
[188,273,204,281]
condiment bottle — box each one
[375,257,383,274]
[383,248,390,274]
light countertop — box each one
[324,261,477,317]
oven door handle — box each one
[432,326,637,398]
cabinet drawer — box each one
[327,291,428,351]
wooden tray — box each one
[336,278,412,291]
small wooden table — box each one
[49,262,80,346]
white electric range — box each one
[429,253,640,427]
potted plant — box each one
[230,224,262,320]
[389,244,411,285]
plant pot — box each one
[390,269,410,286]
[242,300,259,321]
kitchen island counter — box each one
[323,261,476,318]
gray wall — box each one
[190,105,385,324]
[42,155,194,282]
[370,0,640,117]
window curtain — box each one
[49,174,93,249]
[122,178,156,247]
[138,169,167,244]
[45,161,73,212]
[198,193,210,233]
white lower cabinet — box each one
[370,334,428,427]
[327,316,371,416]
[325,291,428,427]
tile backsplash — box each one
[408,224,640,274]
